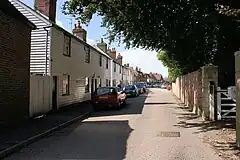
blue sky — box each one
[21,0,168,77]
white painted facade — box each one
[112,61,123,86]
[10,0,116,110]
[10,0,51,75]
[49,27,113,107]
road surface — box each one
[5,88,222,160]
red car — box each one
[91,87,127,110]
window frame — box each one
[114,63,116,72]
[62,75,70,96]
[84,46,90,63]
[99,55,102,67]
[106,58,109,69]
[85,77,90,93]
[63,34,71,57]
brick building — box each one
[0,0,35,125]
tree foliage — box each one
[63,0,240,85]
[157,50,182,82]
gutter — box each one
[43,25,52,75]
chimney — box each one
[107,47,111,55]
[117,53,123,65]
[109,48,117,59]
[127,63,129,67]
[136,67,138,71]
[97,38,107,53]
[72,21,87,42]
[34,0,57,22]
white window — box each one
[62,75,70,95]
[85,77,90,93]
[63,34,71,56]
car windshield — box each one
[96,88,115,95]
[135,84,142,88]
[124,85,135,90]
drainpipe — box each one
[43,26,51,75]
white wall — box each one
[50,27,112,108]
[112,61,123,86]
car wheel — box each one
[93,105,100,111]
[123,99,127,105]
[115,101,121,109]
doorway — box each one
[52,76,57,110]
[91,78,94,93]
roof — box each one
[152,73,163,81]
[0,0,36,29]
[92,45,112,59]
[10,0,111,59]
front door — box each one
[91,78,94,93]
[95,79,98,90]
[52,76,57,110]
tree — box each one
[63,0,240,85]
[157,50,182,82]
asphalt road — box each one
[5,88,222,160]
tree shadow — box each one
[175,112,200,121]
[213,141,240,158]
[6,120,133,160]
[174,119,235,134]
[144,102,177,105]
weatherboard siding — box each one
[10,0,51,75]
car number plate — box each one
[99,96,108,99]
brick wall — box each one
[0,10,32,125]
[172,70,202,115]
[172,65,218,120]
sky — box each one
[20,0,168,77]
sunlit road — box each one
[5,88,222,160]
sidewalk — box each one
[0,101,93,158]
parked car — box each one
[135,83,146,94]
[91,87,127,110]
[123,85,139,97]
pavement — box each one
[0,101,93,159]
[3,88,223,160]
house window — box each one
[113,79,116,86]
[99,78,102,87]
[62,75,70,95]
[106,58,109,69]
[85,46,90,63]
[114,63,116,72]
[85,77,90,93]
[99,55,102,66]
[106,79,108,86]
[63,34,71,56]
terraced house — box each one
[10,0,130,118]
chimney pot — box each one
[34,0,57,22]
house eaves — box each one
[10,0,111,59]
[2,0,36,29]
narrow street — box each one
[5,89,222,160]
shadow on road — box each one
[172,106,240,159]
[174,119,235,133]
[144,102,177,105]
[91,94,148,117]
[6,120,133,160]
